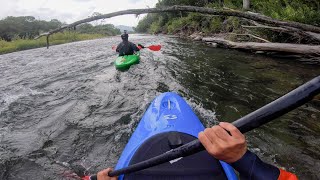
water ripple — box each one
[0,35,319,179]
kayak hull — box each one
[114,52,140,70]
[115,92,237,179]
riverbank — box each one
[169,31,320,63]
[0,32,105,55]
[135,1,320,59]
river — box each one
[0,34,319,179]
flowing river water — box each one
[0,34,320,179]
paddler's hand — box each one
[137,43,145,49]
[97,168,117,180]
[198,122,247,163]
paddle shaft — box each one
[101,76,320,177]
[112,44,161,51]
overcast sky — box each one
[0,0,158,27]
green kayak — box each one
[114,52,140,70]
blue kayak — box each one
[115,92,238,180]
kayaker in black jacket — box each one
[94,122,297,180]
[116,33,141,56]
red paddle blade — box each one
[148,45,161,51]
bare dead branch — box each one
[202,37,320,55]
[228,33,270,43]
[35,5,320,40]
[242,24,320,42]
[242,25,287,31]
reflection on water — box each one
[0,35,319,179]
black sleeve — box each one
[131,42,140,51]
[116,43,122,52]
[231,150,280,180]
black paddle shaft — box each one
[105,75,320,177]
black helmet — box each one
[121,33,128,40]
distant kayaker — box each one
[95,122,297,180]
[116,33,141,56]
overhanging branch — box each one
[35,5,320,40]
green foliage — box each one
[251,0,320,25]
[149,21,161,34]
[167,18,189,33]
[76,23,121,35]
[137,0,226,34]
[220,0,242,9]
[223,17,241,33]
[137,0,214,33]
[0,32,104,55]
[0,16,64,41]
[205,17,223,33]
[166,13,225,34]
[0,16,121,42]
[136,14,158,33]
[137,0,320,36]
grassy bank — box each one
[0,32,105,55]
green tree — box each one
[0,16,63,41]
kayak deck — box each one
[115,52,140,70]
[115,92,237,180]
[126,131,229,179]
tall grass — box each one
[0,32,104,55]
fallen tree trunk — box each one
[242,24,320,43]
[36,5,320,40]
[202,37,320,55]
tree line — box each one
[136,0,320,39]
[0,16,121,42]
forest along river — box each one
[0,34,320,179]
